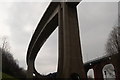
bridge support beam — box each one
[114,66,120,80]
[57,3,86,78]
[93,64,104,80]
[112,54,120,80]
[27,60,34,80]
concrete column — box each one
[57,3,86,78]
[27,60,34,80]
[114,66,120,80]
[57,4,64,77]
[93,64,104,80]
[85,68,89,77]
[112,54,120,80]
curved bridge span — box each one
[26,1,86,79]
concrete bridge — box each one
[84,53,120,80]
[26,1,120,79]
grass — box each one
[2,73,19,80]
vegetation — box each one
[104,26,120,78]
[1,48,26,79]
[105,26,120,55]
[0,40,26,80]
[2,73,20,80]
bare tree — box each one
[0,36,26,79]
[1,36,10,52]
[105,26,120,55]
[104,26,120,78]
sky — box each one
[0,0,119,75]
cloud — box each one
[0,3,12,37]
[0,0,52,2]
[77,2,118,62]
[82,0,120,2]
[3,2,50,69]
[0,0,119,2]
[3,2,58,74]
[35,28,58,74]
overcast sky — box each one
[0,0,119,75]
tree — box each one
[0,37,26,79]
[105,26,120,78]
[105,26,120,55]
[1,47,26,79]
